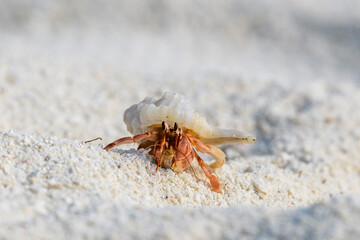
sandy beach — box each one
[1,0,360,239]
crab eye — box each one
[174,122,178,131]
[162,121,166,130]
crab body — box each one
[104,92,256,193]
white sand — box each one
[1,131,360,239]
[1,0,360,239]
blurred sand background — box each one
[1,0,360,239]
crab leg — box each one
[194,151,222,193]
[104,131,156,151]
[154,134,166,172]
[187,135,226,169]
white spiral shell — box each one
[124,92,256,145]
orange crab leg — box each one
[104,131,156,151]
[187,135,226,169]
[194,151,222,193]
[154,134,166,172]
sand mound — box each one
[1,131,360,239]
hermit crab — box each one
[104,92,255,193]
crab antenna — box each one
[174,122,178,131]
[84,137,102,144]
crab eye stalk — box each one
[174,122,178,131]
[162,121,170,131]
